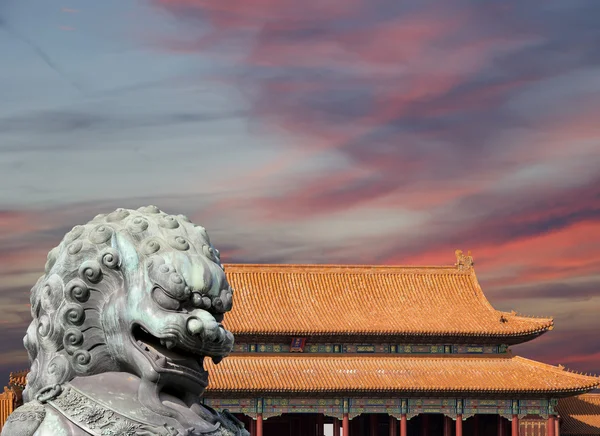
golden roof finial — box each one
[455,249,474,271]
[558,364,565,370]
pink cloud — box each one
[560,352,600,368]
[157,0,364,29]
[0,211,38,239]
[383,219,600,292]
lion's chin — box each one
[131,323,209,390]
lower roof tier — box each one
[8,370,27,389]
[556,394,600,435]
[204,354,598,396]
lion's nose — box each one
[186,316,223,342]
[187,317,204,335]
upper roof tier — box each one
[222,251,553,344]
[8,371,27,389]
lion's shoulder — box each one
[1,401,46,436]
[212,410,250,436]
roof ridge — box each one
[513,356,600,383]
[225,249,477,272]
[224,263,463,272]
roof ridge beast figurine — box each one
[2,206,249,436]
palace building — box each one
[0,370,26,430]
[1,251,599,435]
[555,394,600,436]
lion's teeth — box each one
[165,340,176,350]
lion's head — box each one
[23,206,234,408]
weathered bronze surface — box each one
[2,207,248,435]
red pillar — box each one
[498,415,504,436]
[512,415,519,436]
[443,416,451,436]
[547,415,556,436]
[555,417,560,436]
[456,414,463,436]
[389,415,397,436]
[400,414,407,436]
[257,413,263,436]
[334,418,341,436]
[370,415,378,436]
[250,419,256,436]
[343,413,350,436]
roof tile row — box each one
[223,263,553,339]
[557,394,600,435]
[205,354,598,394]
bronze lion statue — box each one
[2,206,249,436]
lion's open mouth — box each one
[132,324,208,386]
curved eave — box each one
[231,324,554,337]
[230,324,554,345]
[205,386,599,397]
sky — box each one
[0,0,599,386]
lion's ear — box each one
[114,232,140,270]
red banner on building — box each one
[290,338,306,352]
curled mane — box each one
[23,206,218,402]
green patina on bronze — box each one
[2,207,248,436]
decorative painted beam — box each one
[233,343,509,354]
[202,397,553,419]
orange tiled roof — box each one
[222,263,553,339]
[8,371,28,389]
[557,394,600,435]
[205,353,599,394]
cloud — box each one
[0,109,245,138]
[0,350,29,368]
[0,211,38,238]
[148,0,600,294]
[147,2,600,273]
[152,0,600,180]
[0,17,84,93]
[492,278,600,303]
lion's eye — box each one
[152,286,181,311]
